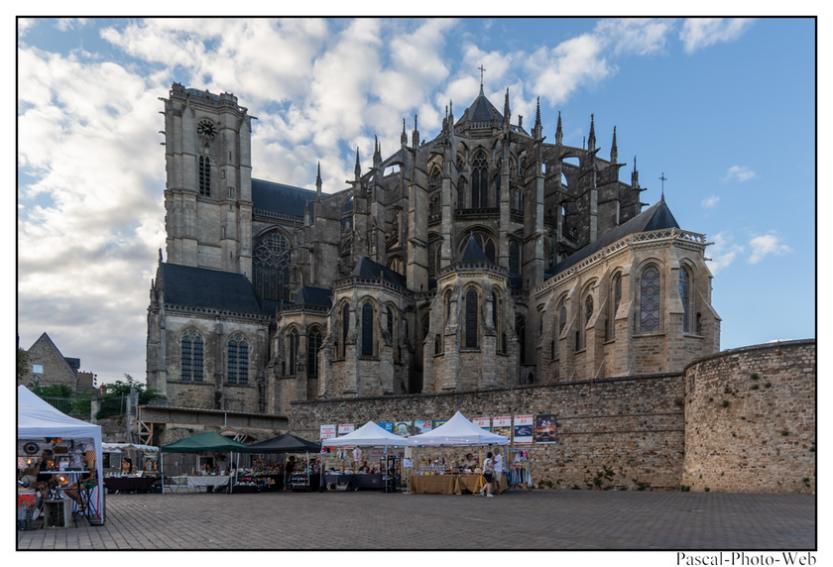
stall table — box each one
[104,476,158,494]
[323,473,393,491]
[410,475,460,495]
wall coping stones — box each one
[683,338,816,374]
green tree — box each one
[16,347,29,381]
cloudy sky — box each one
[17,17,815,383]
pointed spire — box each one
[373,135,382,168]
[610,126,618,163]
[315,161,322,197]
[400,118,407,146]
[412,113,420,148]
[448,100,454,128]
[555,111,563,145]
[535,97,542,128]
[354,146,361,180]
[631,155,640,188]
[588,113,596,150]
[503,88,510,127]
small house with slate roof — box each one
[147,81,720,424]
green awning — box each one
[161,431,247,453]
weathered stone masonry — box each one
[682,340,815,494]
[290,373,686,490]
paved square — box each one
[17,491,815,550]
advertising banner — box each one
[473,417,491,431]
[337,423,355,435]
[534,413,558,443]
[492,415,513,440]
[513,415,534,444]
[413,420,433,434]
[319,424,337,440]
[393,421,415,437]
[431,419,447,429]
[378,421,394,433]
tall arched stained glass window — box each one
[457,176,467,209]
[227,335,249,385]
[180,330,204,382]
[465,288,479,349]
[608,273,622,339]
[361,302,374,357]
[491,291,498,328]
[307,326,322,379]
[471,153,487,209]
[340,302,350,358]
[253,230,290,303]
[287,329,298,376]
[679,267,692,333]
[386,305,394,336]
[198,156,211,196]
[509,240,520,278]
[640,265,661,332]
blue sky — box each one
[17,18,815,383]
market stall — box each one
[160,431,246,494]
[102,442,160,494]
[408,411,509,496]
[238,433,322,492]
[321,421,414,492]
[17,385,105,528]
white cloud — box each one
[748,233,791,264]
[680,19,753,53]
[18,18,37,37]
[594,18,674,56]
[706,232,743,275]
[723,164,756,183]
[56,18,90,31]
[701,194,720,209]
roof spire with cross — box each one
[659,171,668,201]
[478,64,486,94]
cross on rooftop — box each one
[659,172,668,198]
[478,64,486,86]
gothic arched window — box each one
[361,302,374,357]
[180,330,204,382]
[227,335,249,385]
[253,230,290,303]
[640,265,661,332]
[307,326,322,379]
[464,288,479,349]
[608,273,622,340]
[471,153,487,209]
[460,229,496,264]
[287,328,298,376]
[485,240,496,263]
[456,176,467,209]
[679,266,692,333]
[516,315,527,364]
[198,156,211,196]
[493,173,501,207]
[509,239,521,278]
[445,289,453,324]
[428,237,442,283]
[340,302,350,358]
[385,305,394,336]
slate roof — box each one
[456,91,503,126]
[160,263,265,316]
[63,358,81,372]
[251,178,317,218]
[552,199,680,274]
[459,234,489,265]
[292,286,332,308]
[353,256,407,287]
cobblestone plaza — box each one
[17,491,814,550]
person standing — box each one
[493,450,504,493]
[480,452,495,498]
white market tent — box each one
[322,421,416,447]
[17,385,105,524]
[409,411,510,446]
[102,442,159,452]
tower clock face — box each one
[197,119,217,139]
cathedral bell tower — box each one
[162,83,254,279]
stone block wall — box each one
[290,373,685,490]
[682,340,815,494]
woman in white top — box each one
[480,452,495,498]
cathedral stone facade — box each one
[147,82,721,417]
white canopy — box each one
[102,442,159,453]
[409,411,510,446]
[322,420,416,447]
[17,385,105,524]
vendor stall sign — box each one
[492,416,512,439]
[534,414,558,443]
[337,423,355,435]
[319,424,337,440]
[513,415,534,444]
[378,421,394,433]
[413,420,432,434]
[393,421,415,437]
[473,417,491,431]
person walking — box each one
[480,452,495,498]
[493,450,504,492]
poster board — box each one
[513,415,534,444]
[431,419,447,429]
[534,414,558,443]
[378,421,394,433]
[413,420,433,434]
[337,423,355,435]
[492,415,513,440]
[473,417,491,431]
[393,421,415,437]
[319,424,337,440]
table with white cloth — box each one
[169,475,230,492]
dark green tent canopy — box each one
[161,431,247,453]
[241,433,320,454]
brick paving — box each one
[17,491,815,550]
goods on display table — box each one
[160,431,247,494]
[233,463,283,493]
[102,442,160,494]
[17,385,105,529]
[321,421,411,492]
